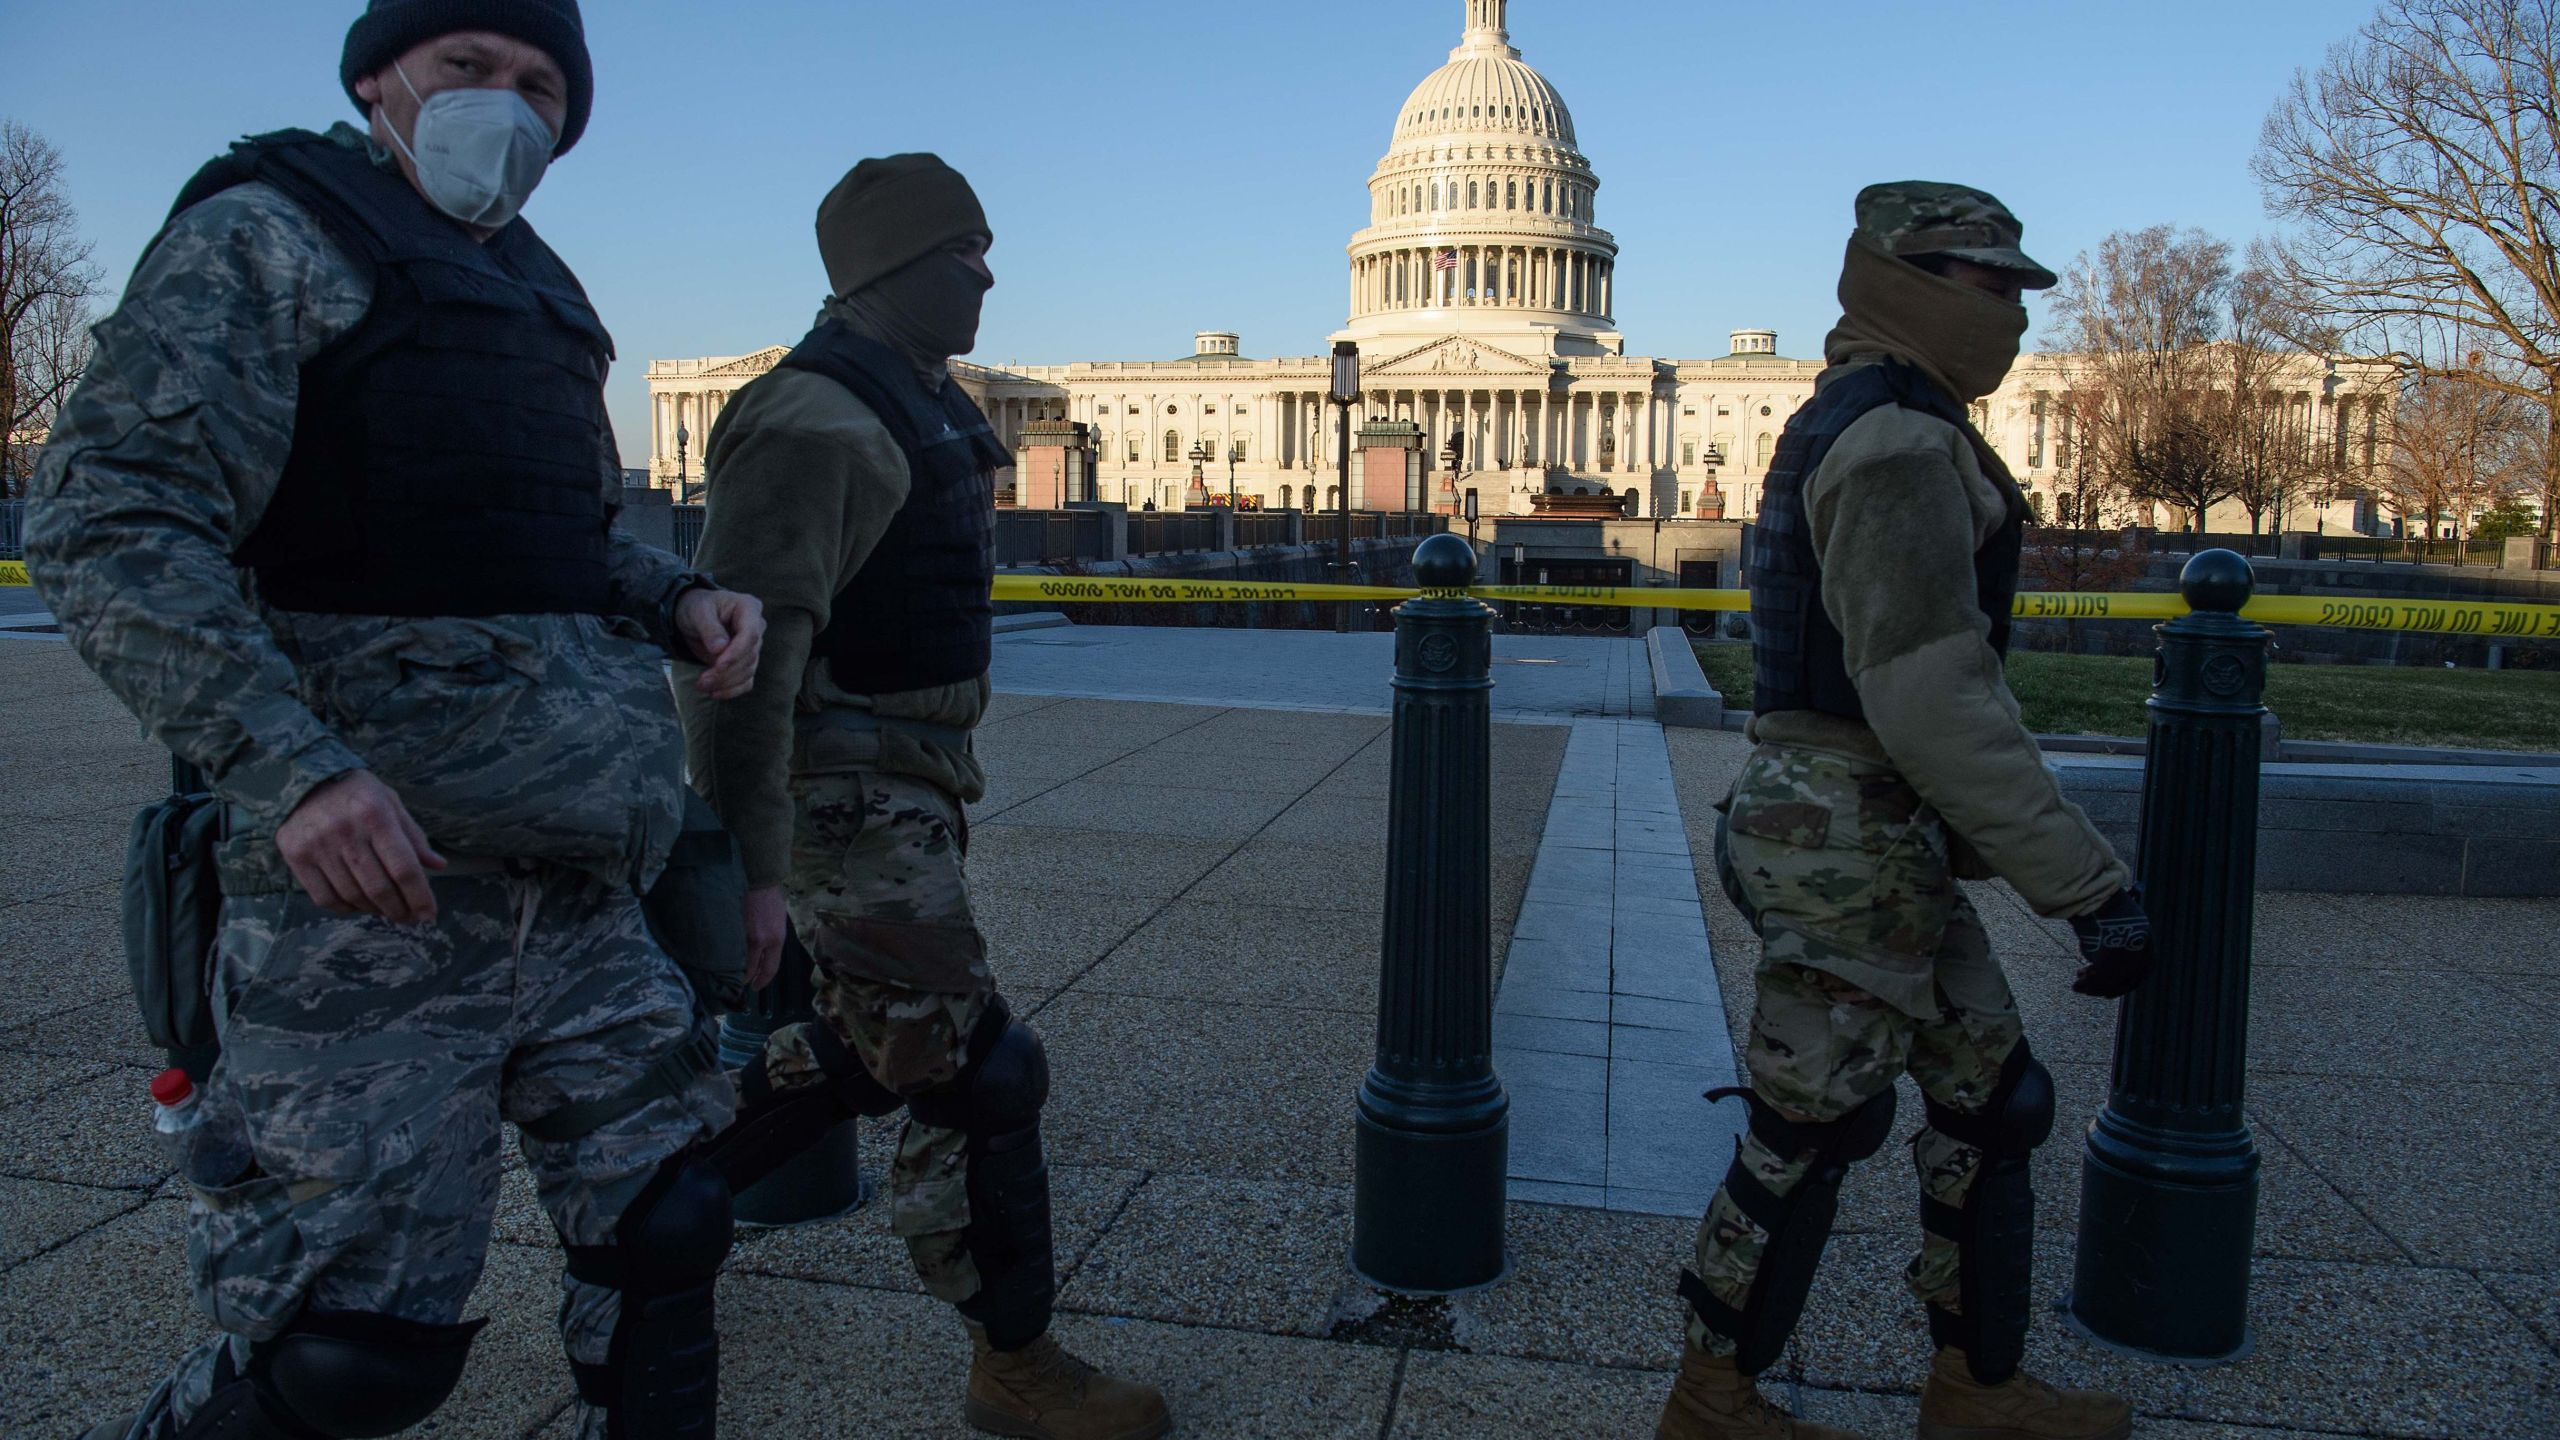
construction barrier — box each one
[991,574,2560,638]
[0,561,28,588]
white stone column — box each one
[1640,388,1656,480]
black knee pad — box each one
[563,1152,733,1439]
[1921,1043,2054,1158]
[904,998,1049,1136]
[1679,1085,1896,1376]
[177,1310,485,1438]
[702,1019,903,1195]
[908,1000,1057,1351]
[1918,1043,2053,1386]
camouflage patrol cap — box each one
[1853,181,2057,290]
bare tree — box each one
[2218,272,2346,536]
[2047,225,2244,533]
[1,120,101,498]
[2254,0,2560,545]
[2384,368,2535,552]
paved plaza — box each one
[1,616,2555,1437]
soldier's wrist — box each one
[653,572,716,652]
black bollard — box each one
[716,929,869,1227]
[1351,532,1510,1293]
[2067,549,2266,1362]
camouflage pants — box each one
[142,868,732,1440]
[761,770,998,1306]
[1688,742,2026,1355]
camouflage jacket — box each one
[26,124,700,892]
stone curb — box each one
[2053,754,2560,897]
[1643,626,1724,730]
[990,612,1072,635]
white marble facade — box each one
[647,0,2389,532]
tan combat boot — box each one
[1916,1347,2130,1440]
[1656,1344,1864,1440]
[965,1327,1172,1440]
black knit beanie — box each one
[817,155,991,298]
[341,0,594,155]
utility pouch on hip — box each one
[641,788,751,1015]
[122,779,229,1052]
[1712,802,1760,932]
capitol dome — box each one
[1391,9,1577,149]
[1341,0,1621,355]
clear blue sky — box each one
[14,0,2368,467]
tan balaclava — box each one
[1820,180,2055,403]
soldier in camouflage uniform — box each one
[26,4,769,1437]
[675,157,1170,1440]
[1656,185,2157,1440]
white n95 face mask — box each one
[380,61,558,229]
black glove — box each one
[2068,883,2153,998]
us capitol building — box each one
[647,0,2385,530]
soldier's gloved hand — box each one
[678,587,767,700]
[2068,883,2152,998]
[278,769,447,925]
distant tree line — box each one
[2029,0,2560,551]
[1,119,100,500]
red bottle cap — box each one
[149,1068,194,1107]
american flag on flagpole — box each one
[1433,249,1460,270]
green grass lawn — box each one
[1692,642,2560,752]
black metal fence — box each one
[1303,512,1448,546]
[995,508,1109,566]
[1235,512,1293,547]
[1129,511,1218,556]
[0,499,22,560]
[658,504,1445,569]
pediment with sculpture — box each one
[697,345,791,379]
[1361,335,1552,378]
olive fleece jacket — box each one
[674,300,990,889]
[1751,353,2127,918]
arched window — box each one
[1233,439,1249,462]
[1430,181,1440,210]
[1327,485,1342,507]
[1506,180,1518,209]
[1128,440,1140,462]
[1543,180,1553,213]
[1756,433,1774,469]
[1280,484,1294,508]
[1467,180,1479,208]
[1165,430,1181,462]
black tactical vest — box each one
[773,320,1004,694]
[166,129,617,617]
[1746,358,2023,721]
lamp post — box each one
[1331,340,1360,632]
[1226,444,1240,510]
[675,419,690,503]
[1464,486,1481,553]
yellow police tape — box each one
[990,574,2560,638]
[0,562,2535,637]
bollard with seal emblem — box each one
[2067,548,2267,1361]
[1351,532,1511,1292]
